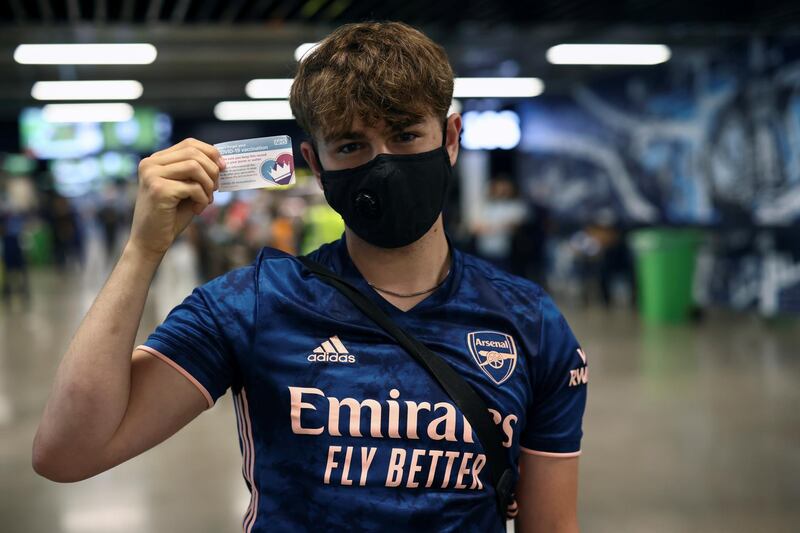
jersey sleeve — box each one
[520,295,587,457]
[137,265,256,409]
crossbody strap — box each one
[297,255,515,521]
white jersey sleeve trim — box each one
[520,446,582,458]
[136,344,215,409]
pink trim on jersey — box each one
[136,345,214,409]
[233,393,250,500]
[238,392,255,532]
[234,392,253,531]
[234,393,252,530]
[520,446,582,458]
[238,388,259,533]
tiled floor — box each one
[1,265,798,533]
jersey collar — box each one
[330,232,463,316]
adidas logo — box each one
[307,336,357,364]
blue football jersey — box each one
[138,235,588,532]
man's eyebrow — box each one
[392,121,424,131]
[326,131,366,143]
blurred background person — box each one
[1,202,30,307]
[44,192,84,272]
[96,182,125,266]
[470,174,528,272]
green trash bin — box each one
[629,228,702,324]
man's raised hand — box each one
[128,138,225,259]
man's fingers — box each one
[164,180,209,208]
[146,147,220,188]
[174,138,222,166]
[158,160,216,200]
[151,138,224,169]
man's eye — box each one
[396,132,419,143]
[337,143,361,154]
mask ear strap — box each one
[309,140,325,173]
[442,119,448,147]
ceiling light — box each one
[32,80,143,101]
[462,110,521,150]
[294,42,319,61]
[245,79,293,99]
[546,44,671,65]
[14,44,157,65]
[42,103,134,123]
[453,78,544,98]
[214,101,294,121]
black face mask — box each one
[313,133,452,249]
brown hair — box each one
[289,21,454,142]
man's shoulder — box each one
[457,248,575,329]
[199,247,294,294]
[257,239,341,266]
[202,240,342,298]
[459,248,547,303]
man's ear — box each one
[300,140,323,189]
[445,113,462,167]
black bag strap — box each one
[297,255,515,521]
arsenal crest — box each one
[466,331,518,386]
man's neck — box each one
[345,217,450,308]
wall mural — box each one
[516,38,800,314]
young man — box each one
[33,22,587,533]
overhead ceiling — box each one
[3,0,800,26]
[1,1,800,121]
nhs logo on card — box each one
[273,136,290,147]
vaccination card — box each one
[214,135,295,192]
